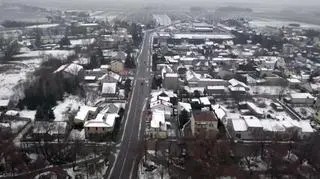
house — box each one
[242,116,263,137]
[191,111,219,138]
[229,119,250,140]
[54,63,84,79]
[99,72,122,83]
[150,111,168,138]
[206,86,226,95]
[74,106,98,124]
[101,83,117,97]
[84,113,118,137]
[150,100,173,119]
[288,93,315,106]
[199,97,211,107]
[110,60,124,73]
[228,78,250,91]
[212,104,227,122]
[0,99,10,111]
[178,102,192,116]
[163,73,179,90]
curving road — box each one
[107,30,153,179]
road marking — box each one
[138,98,148,140]
[129,158,136,179]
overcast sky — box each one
[4,0,320,10]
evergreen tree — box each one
[179,110,190,129]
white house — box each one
[288,93,315,106]
[84,113,118,136]
[150,100,173,119]
[74,106,98,124]
[102,83,117,97]
[150,111,168,138]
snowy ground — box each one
[138,157,170,179]
[13,50,75,60]
[10,120,28,134]
[0,58,42,100]
[65,158,108,179]
[53,95,84,122]
[69,129,86,141]
[249,18,320,30]
[19,110,36,121]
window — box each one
[96,127,98,131]
[236,133,241,138]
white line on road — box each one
[138,98,148,140]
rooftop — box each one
[193,111,218,122]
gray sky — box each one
[4,0,320,10]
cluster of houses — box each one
[0,10,136,140]
[146,21,320,141]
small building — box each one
[288,93,315,106]
[191,111,219,138]
[178,102,192,116]
[54,63,84,79]
[0,99,10,111]
[150,100,173,119]
[229,119,250,140]
[110,60,124,73]
[150,111,168,138]
[163,73,179,90]
[101,83,117,97]
[199,97,211,107]
[74,106,98,124]
[84,113,118,137]
[206,86,226,95]
[242,115,263,137]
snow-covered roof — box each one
[0,99,10,107]
[299,121,314,133]
[173,33,234,40]
[99,72,122,82]
[70,38,96,47]
[232,119,248,132]
[207,86,225,90]
[151,111,166,129]
[260,119,285,132]
[25,24,59,29]
[212,104,227,120]
[229,78,249,89]
[102,83,117,94]
[151,90,177,99]
[178,102,192,113]
[165,73,179,78]
[5,110,19,116]
[247,102,264,115]
[287,78,301,84]
[75,106,98,122]
[64,63,83,75]
[84,76,96,81]
[242,116,262,128]
[289,93,315,99]
[199,97,211,106]
[84,113,118,128]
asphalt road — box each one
[107,30,153,179]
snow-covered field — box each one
[13,50,75,60]
[53,95,84,122]
[0,58,42,100]
[249,18,320,30]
